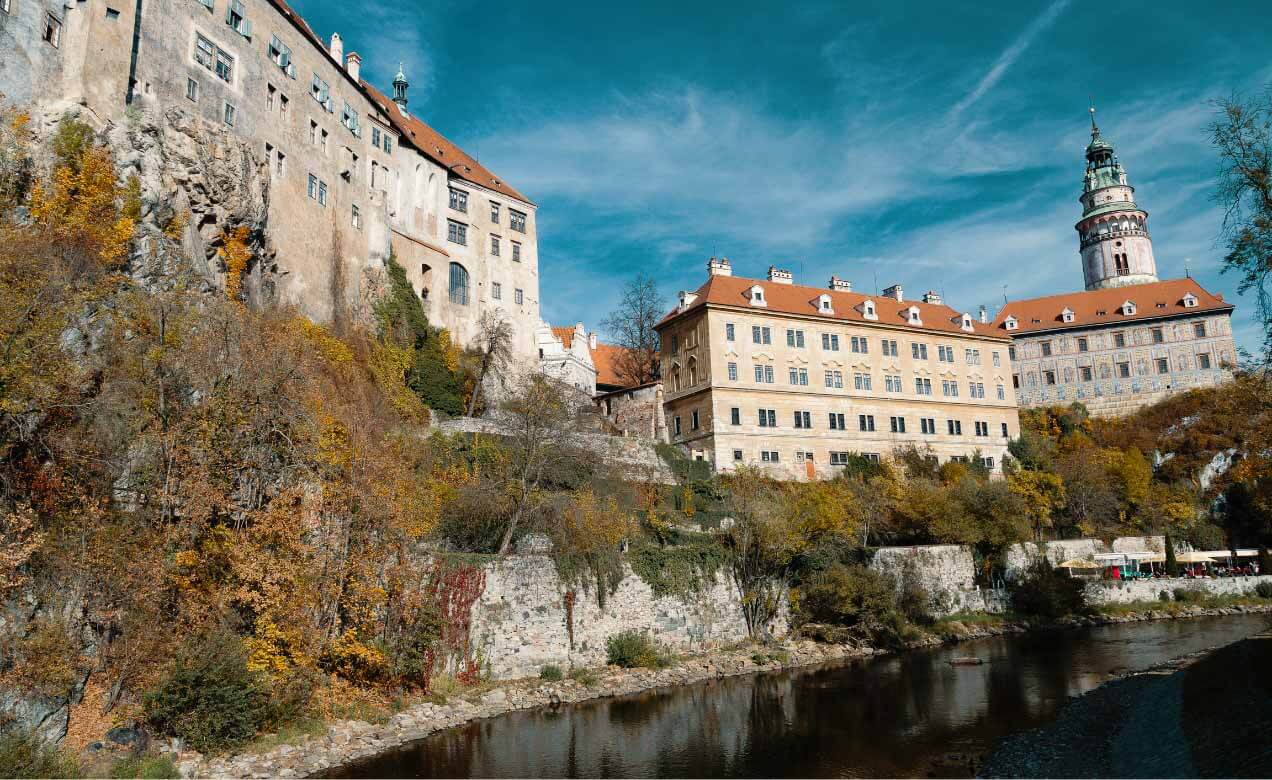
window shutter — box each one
[240,17,251,38]
[199,0,213,10]
[286,61,295,78]
[225,1,232,23]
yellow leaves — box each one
[323,629,388,684]
[9,111,29,133]
[28,145,135,266]
[1008,470,1067,536]
[293,317,353,366]
[556,489,631,555]
[315,410,353,471]
[437,329,461,373]
[244,618,306,678]
[163,209,189,241]
[0,504,43,598]
[218,225,252,301]
[368,339,428,423]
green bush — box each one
[568,667,598,686]
[0,729,80,778]
[1255,581,1272,599]
[1173,587,1203,603]
[108,755,179,779]
[1158,590,1171,602]
[143,630,272,753]
[538,665,563,681]
[1009,559,1089,621]
[797,565,896,626]
[605,630,670,668]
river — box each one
[331,614,1271,778]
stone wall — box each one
[1004,536,1165,578]
[1086,575,1272,605]
[469,555,760,680]
[869,544,1004,617]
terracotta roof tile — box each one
[589,342,628,389]
[363,84,531,205]
[550,326,576,350]
[993,278,1231,335]
[658,275,1007,339]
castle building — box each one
[657,259,1019,479]
[996,110,1236,417]
[536,322,598,394]
[0,0,541,359]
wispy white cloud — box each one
[945,0,1072,121]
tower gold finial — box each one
[1088,98,1098,132]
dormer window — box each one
[861,300,877,321]
[1061,307,1075,323]
[749,285,767,307]
[1120,300,1136,316]
[959,313,974,332]
[817,294,833,314]
[906,306,922,326]
[1004,315,1018,331]
[1182,293,1198,308]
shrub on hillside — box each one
[605,630,670,668]
[797,565,895,627]
[1255,581,1272,599]
[143,631,272,753]
[1009,559,1089,621]
[539,665,563,681]
[0,729,80,778]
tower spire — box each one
[1089,98,1098,133]
[392,63,409,113]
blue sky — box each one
[293,0,1272,353]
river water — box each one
[333,614,1271,779]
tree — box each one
[465,309,514,417]
[1210,90,1272,358]
[600,272,663,387]
[1008,470,1067,541]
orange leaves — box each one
[28,144,135,267]
[0,504,43,599]
[218,225,252,301]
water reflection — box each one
[332,615,1270,779]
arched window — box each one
[448,262,470,305]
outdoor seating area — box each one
[1063,549,1265,580]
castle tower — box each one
[392,64,409,112]
[1075,106,1158,290]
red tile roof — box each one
[550,326,577,350]
[590,342,629,389]
[658,275,1007,339]
[363,84,531,205]
[992,278,1231,335]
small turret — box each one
[392,64,409,113]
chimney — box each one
[882,283,904,302]
[345,51,361,82]
[678,290,698,311]
[707,256,732,277]
[829,275,852,292]
[978,304,989,324]
[329,32,343,64]
[588,332,597,350]
[767,266,793,285]
[922,290,941,305]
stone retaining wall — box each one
[1086,575,1272,605]
[470,555,762,679]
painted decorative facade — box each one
[998,110,1237,417]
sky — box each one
[292,0,1272,353]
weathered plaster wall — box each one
[469,555,759,680]
[1086,575,1272,605]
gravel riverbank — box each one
[980,626,1272,778]
[176,602,1272,778]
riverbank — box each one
[980,627,1272,778]
[178,601,1272,778]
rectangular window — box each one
[937,345,954,362]
[1009,346,1017,361]
[1040,341,1052,357]
[992,351,1001,367]
[267,34,293,75]
[851,335,869,354]
[317,180,327,206]
[965,348,980,365]
[2,0,13,15]
[307,173,317,200]
[1114,332,1126,348]
[727,362,738,381]
[830,452,850,466]
[223,102,236,126]
[996,384,1005,400]
[761,450,780,463]
[1198,353,1211,370]
[511,242,521,262]
[490,281,501,300]
[911,342,928,360]
[509,209,527,232]
[947,419,962,436]
[1151,327,1164,344]
[515,288,524,305]
[975,421,989,437]
[915,377,932,395]
[490,202,500,223]
[764,365,774,383]
[351,203,361,230]
[490,235,500,256]
[448,187,468,212]
[195,34,233,83]
[43,12,61,46]
[793,411,811,429]
[225,0,251,37]
[734,449,743,462]
[920,417,935,435]
[691,410,700,430]
[186,77,199,102]
[754,365,763,383]
[674,416,681,436]
[1044,370,1056,385]
[1156,357,1169,374]
[853,373,872,391]
[275,150,285,177]
[757,409,776,428]
[279,94,289,120]
[829,412,846,430]
[1080,366,1093,382]
[371,127,381,148]
[446,220,467,245]
[889,416,905,434]
[787,368,807,385]
[858,414,876,432]
[1194,322,1207,338]
[383,135,392,154]
[267,83,276,111]
[881,339,898,357]
[1077,337,1089,352]
[822,333,839,350]
[730,407,740,425]
[786,329,805,348]
[1117,361,1131,378]
[726,323,735,341]
[1002,422,1009,438]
